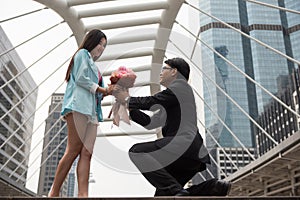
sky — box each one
[0,0,201,197]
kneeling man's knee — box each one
[129,143,145,153]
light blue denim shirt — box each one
[61,49,104,123]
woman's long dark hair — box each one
[65,29,107,82]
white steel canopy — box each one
[33,0,185,94]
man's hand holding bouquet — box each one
[109,66,136,126]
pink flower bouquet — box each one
[109,66,136,87]
[108,66,136,126]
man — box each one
[113,57,231,196]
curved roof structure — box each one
[34,0,185,94]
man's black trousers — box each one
[128,140,207,196]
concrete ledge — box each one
[0,197,300,200]
[225,132,300,196]
[0,173,34,197]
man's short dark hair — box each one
[164,57,190,80]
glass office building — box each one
[0,26,37,185]
[38,94,69,196]
[285,0,300,67]
[200,0,253,148]
[199,0,299,149]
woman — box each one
[48,29,112,197]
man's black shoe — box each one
[185,178,231,196]
[214,180,231,196]
[175,189,190,196]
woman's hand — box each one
[99,84,114,97]
[106,84,114,95]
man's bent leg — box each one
[129,142,183,196]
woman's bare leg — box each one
[48,113,87,197]
[77,123,97,197]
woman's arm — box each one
[97,86,108,95]
[74,50,99,94]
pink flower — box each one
[110,66,136,88]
